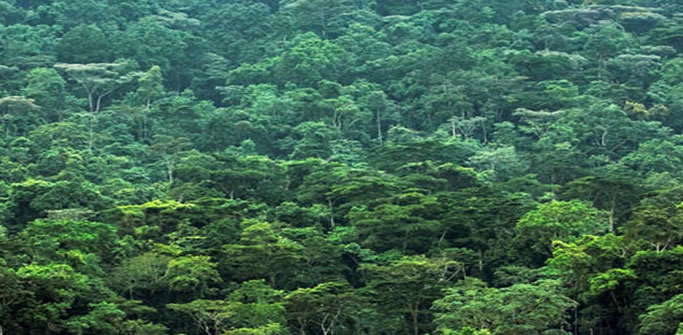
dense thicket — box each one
[1,0,683,334]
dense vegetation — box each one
[1,0,683,334]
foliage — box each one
[0,0,682,334]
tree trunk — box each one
[482,120,488,144]
[376,109,383,145]
[88,114,94,153]
[320,314,334,335]
[320,9,327,39]
[477,248,484,273]
[410,304,419,335]
[328,199,336,228]
[144,100,151,141]
[610,291,622,313]
[608,196,616,232]
[438,229,447,248]
[88,92,94,113]
[96,94,103,113]
[269,273,277,288]
[166,158,174,184]
[144,115,149,141]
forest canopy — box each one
[1,0,683,334]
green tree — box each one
[0,96,40,138]
[149,135,192,185]
[65,302,126,335]
[227,280,286,331]
[168,299,234,335]
[625,203,683,252]
[21,67,68,120]
[433,278,576,335]
[13,263,93,333]
[638,294,683,335]
[285,281,359,335]
[165,255,220,298]
[168,280,286,335]
[583,22,634,77]
[515,200,610,261]
[19,219,117,263]
[56,24,111,63]
[273,33,349,87]
[349,192,441,253]
[222,220,305,289]
[548,234,633,334]
[361,255,460,335]
[285,0,355,39]
[137,66,164,107]
[560,173,642,232]
[110,252,170,299]
[54,60,140,113]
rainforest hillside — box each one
[1,0,683,334]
